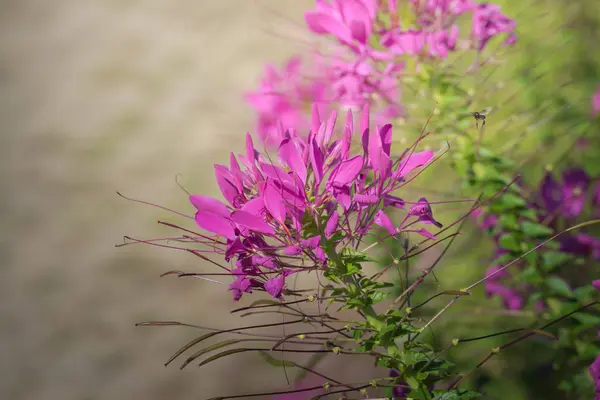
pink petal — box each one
[231,210,275,236]
[374,210,395,235]
[397,150,434,177]
[301,235,321,249]
[189,195,230,217]
[195,211,236,240]
[214,165,239,205]
[263,182,286,222]
[279,139,307,185]
[325,211,339,238]
[331,155,363,185]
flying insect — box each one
[471,107,492,129]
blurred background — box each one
[1,1,599,400]
[0,1,340,399]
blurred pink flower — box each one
[245,56,329,144]
[305,0,378,49]
[472,3,516,51]
[592,85,600,118]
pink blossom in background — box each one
[305,0,378,50]
[592,85,600,117]
[324,53,403,117]
[471,3,516,51]
[245,56,330,145]
[411,0,476,27]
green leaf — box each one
[546,277,573,298]
[498,214,519,230]
[522,221,554,237]
[541,251,572,272]
[501,193,527,209]
[433,389,481,399]
[572,312,600,328]
[498,234,521,252]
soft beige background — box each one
[0,1,373,399]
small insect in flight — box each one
[471,107,492,129]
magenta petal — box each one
[246,133,256,164]
[354,193,379,204]
[231,210,275,235]
[315,247,327,262]
[305,12,352,43]
[301,235,321,249]
[214,165,239,205]
[368,125,391,175]
[374,210,395,235]
[325,211,339,238]
[189,195,230,217]
[397,150,434,176]
[309,138,324,185]
[341,109,353,160]
[195,211,236,240]
[305,11,330,34]
[264,275,286,298]
[331,155,363,185]
[283,245,302,256]
[311,103,321,137]
[350,20,367,43]
[323,110,338,148]
[263,183,286,222]
[241,197,265,216]
[260,162,295,188]
[593,280,600,291]
[361,104,370,155]
[279,139,307,185]
[378,124,393,156]
[415,228,436,240]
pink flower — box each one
[381,26,459,59]
[411,0,476,27]
[592,85,600,118]
[305,0,378,49]
[245,56,329,145]
[471,3,516,51]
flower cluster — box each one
[247,0,516,144]
[189,105,439,301]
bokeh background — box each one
[0,1,340,399]
[1,1,599,400]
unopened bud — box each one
[492,347,500,354]
[452,338,460,346]
[332,346,341,355]
[405,307,412,315]
[307,294,316,302]
[297,334,306,340]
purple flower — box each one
[390,368,409,399]
[593,280,600,291]
[561,234,600,260]
[471,3,516,51]
[540,168,590,219]
[407,198,443,228]
[305,0,378,49]
[484,266,524,310]
[589,353,600,399]
[245,56,329,144]
[185,105,441,301]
